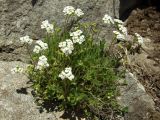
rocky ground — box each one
[126,7,160,112]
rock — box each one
[0,0,119,42]
[0,0,119,61]
[0,61,64,120]
[117,71,156,120]
[0,43,29,62]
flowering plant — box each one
[103,14,144,68]
[11,7,136,119]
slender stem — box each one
[64,79,68,105]
[26,45,34,63]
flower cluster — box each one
[114,20,127,41]
[103,14,114,24]
[63,6,75,15]
[117,24,127,36]
[33,40,48,53]
[59,67,74,81]
[20,35,33,45]
[103,15,124,25]
[36,55,49,70]
[114,19,123,25]
[70,30,85,44]
[113,31,125,41]
[63,6,84,17]
[59,39,74,55]
[75,8,84,17]
[41,20,54,33]
[135,33,143,45]
[11,66,24,74]
[102,14,128,41]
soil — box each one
[126,7,160,112]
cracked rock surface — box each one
[0,0,119,42]
[0,61,64,120]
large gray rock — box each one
[0,0,120,42]
[0,61,65,120]
[0,0,119,62]
[117,71,159,120]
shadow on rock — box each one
[16,87,28,95]
[36,99,86,120]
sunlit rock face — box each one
[0,0,119,42]
[0,61,64,120]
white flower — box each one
[75,8,84,17]
[46,24,54,33]
[78,35,85,44]
[113,31,125,41]
[59,39,74,55]
[41,20,54,33]
[36,40,48,50]
[114,19,123,24]
[33,45,41,53]
[11,66,24,74]
[117,34,125,41]
[117,24,128,35]
[63,6,84,17]
[58,72,66,80]
[20,35,33,45]
[75,30,83,36]
[58,41,67,48]
[66,39,74,48]
[59,67,74,81]
[103,14,114,24]
[41,20,50,29]
[36,55,49,70]
[135,33,143,45]
[67,74,75,80]
[70,30,83,37]
[72,36,79,43]
[70,30,85,44]
[63,6,75,15]
[33,40,48,53]
[113,31,120,35]
[39,55,48,61]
